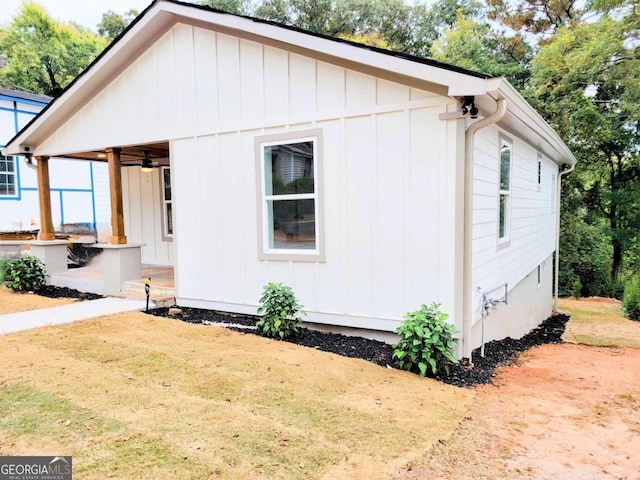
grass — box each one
[0,285,74,314]
[0,295,473,480]
[558,297,640,348]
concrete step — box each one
[115,280,175,308]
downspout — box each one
[462,98,507,361]
[553,163,576,312]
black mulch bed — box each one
[146,305,570,388]
[34,285,103,301]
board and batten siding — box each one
[34,23,462,332]
[121,166,174,265]
[470,125,558,338]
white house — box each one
[0,88,110,236]
[3,0,576,359]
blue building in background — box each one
[0,88,109,235]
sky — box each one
[0,0,156,30]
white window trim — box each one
[160,166,173,241]
[498,137,512,248]
[255,129,325,262]
[0,154,18,199]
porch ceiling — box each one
[61,141,170,166]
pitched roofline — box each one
[163,0,492,80]
[3,0,162,150]
[485,79,577,165]
[5,0,574,168]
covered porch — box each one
[21,142,174,297]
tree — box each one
[209,0,471,56]
[430,12,532,87]
[0,2,107,96]
[97,9,139,40]
[199,0,256,15]
[486,0,583,37]
[530,10,640,286]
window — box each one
[537,154,542,191]
[257,130,323,261]
[161,167,173,239]
[498,139,512,243]
[551,174,557,214]
[0,154,17,198]
[537,264,542,288]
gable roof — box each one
[4,0,575,166]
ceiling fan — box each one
[121,149,166,172]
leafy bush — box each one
[0,256,9,283]
[2,253,48,292]
[392,303,458,377]
[257,282,305,339]
[622,276,640,321]
[558,212,613,298]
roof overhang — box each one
[479,79,577,166]
[4,0,576,167]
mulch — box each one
[146,305,569,388]
[31,285,569,387]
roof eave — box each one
[483,79,576,166]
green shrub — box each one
[622,276,640,321]
[3,253,48,292]
[0,256,9,283]
[257,282,305,339]
[392,303,458,377]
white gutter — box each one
[462,98,507,361]
[553,163,576,311]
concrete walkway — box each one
[0,297,151,335]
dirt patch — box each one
[401,340,640,478]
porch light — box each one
[141,150,153,173]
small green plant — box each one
[3,253,48,293]
[622,276,640,321]
[392,302,458,377]
[256,282,305,339]
[0,256,9,283]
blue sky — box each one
[0,0,155,30]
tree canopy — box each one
[0,2,107,96]
[1,0,639,297]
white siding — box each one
[32,23,461,332]
[122,166,174,265]
[471,126,559,326]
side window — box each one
[498,138,512,244]
[537,264,542,288]
[0,154,17,198]
[551,174,557,214]
[256,130,324,261]
[537,154,542,191]
[161,167,173,239]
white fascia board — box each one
[4,0,495,156]
[162,1,490,93]
[474,78,576,166]
[5,4,175,156]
